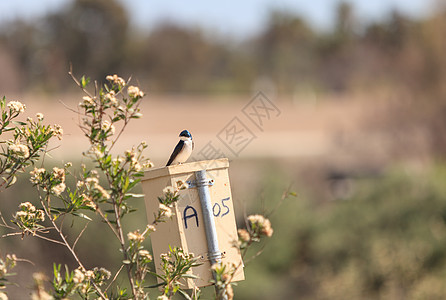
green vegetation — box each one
[235,165,446,299]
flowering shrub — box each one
[156,246,201,299]
[51,264,111,299]
[0,74,277,300]
[0,97,61,189]
[0,254,16,299]
[0,96,61,298]
[12,202,45,236]
[208,214,276,300]
[125,224,156,298]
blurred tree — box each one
[255,10,317,93]
[131,22,258,93]
[0,0,446,102]
[45,0,129,85]
[0,0,129,92]
[136,23,220,92]
[316,1,358,92]
[0,21,37,91]
[416,10,446,155]
[334,1,355,43]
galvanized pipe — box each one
[195,170,227,300]
[195,170,221,265]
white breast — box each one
[173,138,193,164]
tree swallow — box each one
[166,130,194,166]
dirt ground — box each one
[12,92,374,167]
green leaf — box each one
[147,271,167,283]
[51,207,68,214]
[104,155,112,165]
[181,274,199,279]
[123,176,130,191]
[71,212,92,221]
[145,282,165,289]
[127,178,141,191]
[125,193,145,198]
[80,76,90,88]
[12,121,27,126]
[6,176,17,188]
[53,263,61,281]
[178,289,192,300]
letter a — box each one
[183,205,199,229]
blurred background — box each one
[2,0,446,298]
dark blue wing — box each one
[166,140,185,166]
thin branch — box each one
[243,245,266,264]
[108,121,128,152]
[15,257,35,266]
[112,199,138,297]
[68,65,95,99]
[1,232,22,238]
[0,223,13,229]
[58,99,82,115]
[34,232,67,246]
[1,231,66,246]
[105,264,125,293]
[0,212,14,229]
[266,183,294,217]
[72,220,90,250]
[95,206,121,241]
[45,144,62,153]
[58,213,67,238]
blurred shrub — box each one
[236,165,446,299]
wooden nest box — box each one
[141,158,245,288]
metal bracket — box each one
[186,179,214,188]
[196,251,226,263]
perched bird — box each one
[166,130,194,166]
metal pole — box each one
[195,170,227,300]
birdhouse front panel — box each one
[141,159,244,288]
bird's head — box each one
[179,130,192,139]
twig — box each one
[265,183,294,217]
[45,144,62,153]
[68,65,95,99]
[108,120,128,152]
[95,206,121,241]
[58,99,82,115]
[1,231,66,246]
[35,232,67,246]
[72,220,90,250]
[1,232,23,238]
[0,212,14,229]
[243,245,265,264]
[15,257,35,266]
[112,199,138,297]
[105,264,125,293]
